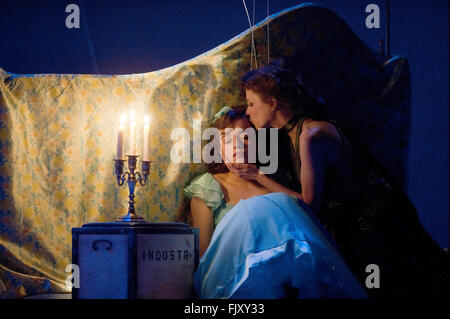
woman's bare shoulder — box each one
[211,173,225,184]
[301,119,340,140]
[299,119,344,163]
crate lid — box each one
[80,222,190,228]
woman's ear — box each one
[270,97,278,110]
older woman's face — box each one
[245,89,275,129]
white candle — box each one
[143,115,150,161]
[129,110,136,155]
[117,113,125,159]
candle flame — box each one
[120,113,126,126]
[131,110,136,122]
[144,115,150,125]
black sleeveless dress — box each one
[282,116,448,299]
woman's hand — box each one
[228,163,304,200]
[226,163,260,181]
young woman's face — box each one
[245,89,275,129]
[220,118,253,165]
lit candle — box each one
[143,115,150,161]
[117,113,125,159]
[129,110,136,155]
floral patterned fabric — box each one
[0,3,410,298]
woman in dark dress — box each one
[230,60,448,299]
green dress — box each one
[183,172,234,226]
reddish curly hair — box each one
[239,59,323,118]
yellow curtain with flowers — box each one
[0,3,411,298]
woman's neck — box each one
[270,108,295,129]
[214,170,258,188]
[222,171,248,185]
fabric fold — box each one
[183,173,224,211]
[194,193,368,299]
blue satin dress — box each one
[184,174,368,299]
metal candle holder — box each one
[114,155,151,222]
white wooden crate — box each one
[72,222,199,299]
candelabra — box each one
[114,155,151,222]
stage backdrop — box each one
[0,3,410,298]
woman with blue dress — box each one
[181,105,368,299]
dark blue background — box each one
[0,0,448,247]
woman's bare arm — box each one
[226,121,342,212]
[227,163,303,200]
[299,121,343,212]
[190,197,215,259]
[256,173,303,200]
